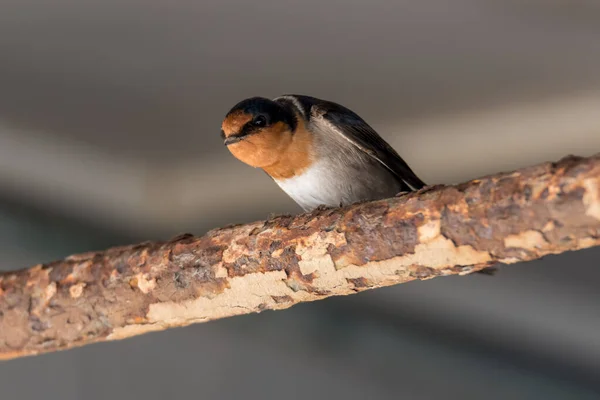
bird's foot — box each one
[315,204,333,212]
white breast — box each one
[273,157,402,211]
[274,159,342,211]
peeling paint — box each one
[108,322,166,341]
[146,271,289,324]
[69,282,86,298]
[133,273,156,294]
[296,231,346,276]
[583,178,600,221]
[504,230,549,251]
[418,220,442,242]
[1,153,599,361]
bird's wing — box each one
[291,95,426,190]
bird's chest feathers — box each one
[273,159,355,210]
[262,122,314,180]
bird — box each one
[220,94,426,212]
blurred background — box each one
[1,0,600,398]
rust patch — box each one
[408,265,440,279]
[69,282,86,298]
[346,277,369,289]
[272,295,293,304]
[225,255,263,277]
[329,201,423,268]
[29,316,48,332]
[48,262,75,284]
[1,153,599,361]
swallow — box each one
[220,94,426,212]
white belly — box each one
[274,161,341,211]
[273,159,401,211]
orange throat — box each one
[223,114,314,180]
[262,121,313,180]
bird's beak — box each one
[223,135,242,146]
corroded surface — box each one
[1,153,599,360]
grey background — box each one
[1,0,600,399]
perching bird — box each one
[220,94,426,211]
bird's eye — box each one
[253,115,267,126]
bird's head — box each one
[221,97,298,168]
